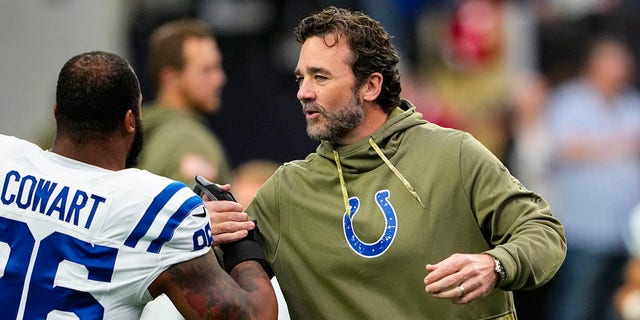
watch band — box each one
[494,257,507,286]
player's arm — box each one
[148,249,277,320]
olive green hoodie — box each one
[248,100,566,319]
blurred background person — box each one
[506,71,554,205]
[414,0,528,162]
[138,18,232,186]
[138,18,245,320]
[544,35,640,320]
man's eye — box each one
[315,75,328,81]
[294,76,303,83]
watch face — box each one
[495,258,506,281]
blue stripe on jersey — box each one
[124,182,186,249]
[147,195,202,254]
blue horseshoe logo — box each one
[343,190,397,258]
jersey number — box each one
[0,216,117,319]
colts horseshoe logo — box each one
[343,190,397,258]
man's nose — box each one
[296,79,315,102]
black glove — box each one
[220,221,274,278]
[193,175,236,201]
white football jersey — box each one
[0,134,213,319]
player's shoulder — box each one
[105,168,210,251]
[0,133,21,143]
[403,121,468,153]
[276,155,317,175]
[109,167,192,198]
[0,134,42,155]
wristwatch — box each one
[493,257,507,286]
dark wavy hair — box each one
[55,51,141,143]
[294,6,401,113]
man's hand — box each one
[202,184,255,244]
[424,253,498,304]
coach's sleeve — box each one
[459,133,567,291]
[246,168,282,264]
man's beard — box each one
[303,93,364,144]
[125,118,144,169]
[183,86,220,115]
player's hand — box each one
[202,184,255,244]
[424,253,497,304]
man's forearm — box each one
[230,261,278,320]
[155,251,277,320]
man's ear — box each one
[53,104,58,120]
[361,72,383,103]
[123,110,136,134]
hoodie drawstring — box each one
[332,138,426,213]
[333,149,352,214]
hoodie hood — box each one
[316,100,428,211]
[316,100,427,173]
